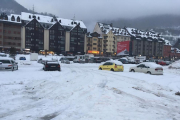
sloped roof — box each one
[21,12,86,29]
[98,22,130,36]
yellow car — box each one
[99,61,124,72]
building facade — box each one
[0,13,21,52]
[86,32,102,55]
[0,12,87,55]
[93,23,118,56]
[125,28,165,59]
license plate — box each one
[51,66,56,67]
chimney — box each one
[110,23,113,27]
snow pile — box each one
[168,60,180,69]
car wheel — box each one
[131,69,135,72]
[111,68,114,71]
[147,71,151,74]
[99,67,102,70]
[44,68,47,71]
[16,66,18,70]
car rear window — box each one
[0,60,11,63]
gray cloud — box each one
[16,0,180,31]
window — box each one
[93,43,96,45]
[8,31,11,34]
[14,31,16,34]
[93,47,96,50]
[94,39,97,41]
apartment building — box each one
[0,12,87,55]
[21,12,87,55]
[93,22,130,56]
[0,13,21,52]
[93,23,117,56]
[125,28,165,59]
[86,32,102,55]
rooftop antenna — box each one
[33,5,35,15]
[73,14,75,21]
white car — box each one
[0,57,18,70]
[129,62,163,75]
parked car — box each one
[99,60,124,72]
[43,61,61,71]
[118,58,129,64]
[89,57,103,63]
[60,57,70,64]
[165,61,171,65]
[0,57,18,70]
[101,57,111,62]
[65,56,75,61]
[129,62,163,75]
[157,60,166,65]
[0,62,2,69]
[73,55,85,63]
[9,55,16,60]
[0,53,7,57]
[19,57,26,60]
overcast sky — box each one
[16,0,180,31]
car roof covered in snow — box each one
[106,60,123,65]
[140,62,162,68]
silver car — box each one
[0,57,18,70]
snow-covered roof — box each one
[140,62,162,68]
[98,22,128,36]
[21,12,55,24]
[164,40,171,46]
[1,12,87,29]
[0,14,21,24]
[21,12,86,29]
[106,60,123,65]
[57,18,86,29]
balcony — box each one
[103,40,108,43]
[113,45,115,48]
[103,44,108,47]
[113,41,115,44]
[104,36,108,39]
[113,37,115,40]
[87,44,92,46]
[103,48,107,51]
[98,44,101,47]
[112,49,115,51]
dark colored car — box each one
[89,57,103,63]
[118,59,129,64]
[19,57,26,60]
[43,61,61,71]
[100,57,111,62]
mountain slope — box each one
[0,0,29,15]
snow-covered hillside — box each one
[0,55,180,120]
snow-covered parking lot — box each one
[0,55,180,120]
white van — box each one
[73,55,85,63]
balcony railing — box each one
[104,36,108,39]
[103,40,108,43]
[87,44,92,46]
